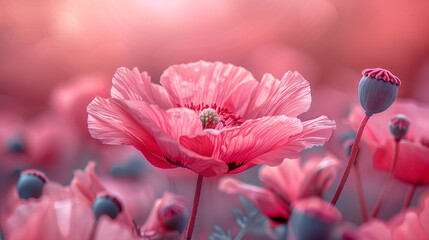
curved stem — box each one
[353,160,369,222]
[185,174,204,240]
[403,185,417,209]
[371,140,400,218]
[331,114,371,205]
[89,220,98,240]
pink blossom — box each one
[3,162,136,240]
[51,73,110,135]
[348,99,429,185]
[356,191,429,240]
[87,61,335,177]
[219,154,339,227]
[68,162,134,228]
[3,179,94,240]
[0,111,82,183]
[140,192,188,239]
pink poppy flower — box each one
[51,73,110,135]
[0,111,82,183]
[219,154,339,227]
[140,192,188,239]
[93,216,137,240]
[356,191,429,240]
[3,162,136,240]
[87,61,335,177]
[391,191,429,240]
[348,99,429,184]
[356,219,393,240]
[99,149,169,223]
[68,162,134,228]
[2,175,94,240]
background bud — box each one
[389,114,410,141]
[358,68,400,115]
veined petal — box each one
[111,67,173,109]
[219,177,290,226]
[116,100,228,177]
[160,61,257,109]
[298,155,340,199]
[244,72,311,119]
[286,115,335,150]
[374,140,429,185]
[94,217,136,240]
[259,158,304,203]
[69,162,106,208]
[181,116,304,174]
[116,100,202,142]
[87,97,174,169]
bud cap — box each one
[17,170,47,200]
[389,114,410,141]
[358,68,400,115]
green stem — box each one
[403,185,417,209]
[185,175,204,240]
[331,114,371,205]
[353,160,369,221]
[372,140,399,218]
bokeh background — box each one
[1,0,429,114]
[1,0,429,238]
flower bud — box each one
[6,135,25,153]
[16,170,47,200]
[389,114,410,141]
[340,133,356,156]
[289,197,342,240]
[92,193,123,220]
[358,68,400,115]
[110,155,145,178]
[159,202,188,233]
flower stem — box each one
[403,184,417,209]
[185,174,204,240]
[234,227,247,240]
[353,160,369,222]
[371,140,400,218]
[331,113,371,205]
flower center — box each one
[199,108,219,129]
[183,102,243,129]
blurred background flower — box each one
[1,0,429,239]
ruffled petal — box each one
[111,67,173,109]
[356,219,393,240]
[160,61,256,109]
[54,199,95,240]
[68,161,106,209]
[181,116,304,174]
[116,100,228,177]
[298,155,340,199]
[373,140,429,185]
[393,211,428,240]
[259,158,304,203]
[219,177,290,227]
[244,72,311,119]
[141,192,187,238]
[94,217,136,240]
[286,115,335,151]
[87,97,169,169]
